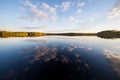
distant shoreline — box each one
[0,30,120,39]
[46,33,97,36]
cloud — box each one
[68,16,79,23]
[76,9,83,14]
[78,18,95,23]
[18,0,89,23]
[21,26,47,30]
[89,18,95,22]
[107,2,120,19]
[77,2,86,8]
[42,2,57,20]
[42,2,56,14]
[24,0,48,21]
[71,1,77,6]
[49,7,56,14]
[24,0,37,8]
[50,16,57,21]
[54,5,58,8]
[75,2,85,15]
[42,2,50,10]
[19,0,57,22]
[62,2,71,11]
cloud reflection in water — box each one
[3,39,95,80]
[103,49,120,77]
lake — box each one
[0,36,120,80]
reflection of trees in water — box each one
[3,41,95,80]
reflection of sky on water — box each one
[103,49,120,77]
[2,41,94,80]
[0,36,120,80]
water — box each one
[0,36,120,80]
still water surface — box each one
[0,36,120,80]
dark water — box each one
[0,36,120,80]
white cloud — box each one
[25,0,37,9]
[32,8,48,21]
[78,18,95,23]
[50,16,57,21]
[62,2,71,11]
[79,19,87,23]
[24,0,48,21]
[89,18,95,22]
[42,3,56,14]
[76,9,83,14]
[68,16,79,23]
[72,1,76,6]
[42,2,50,9]
[54,5,58,8]
[19,0,57,22]
[77,2,85,8]
[107,2,120,19]
[49,7,56,14]
[21,26,47,30]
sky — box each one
[0,0,120,33]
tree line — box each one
[0,30,120,38]
[97,30,120,39]
[0,31,45,38]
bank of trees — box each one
[0,30,120,38]
[0,31,45,38]
[97,30,120,38]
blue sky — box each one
[0,0,120,32]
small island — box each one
[97,30,120,39]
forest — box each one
[0,31,45,38]
[97,30,120,39]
